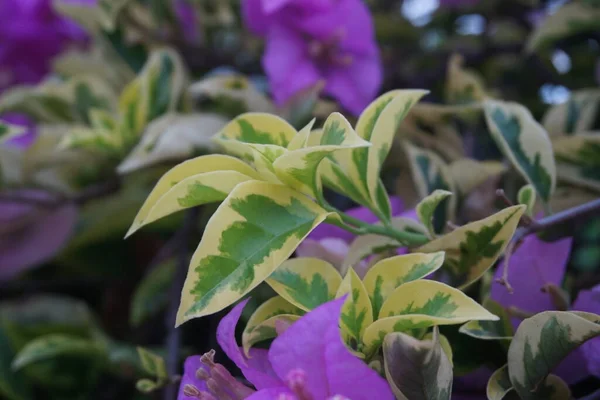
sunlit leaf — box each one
[176,181,332,323]
[483,100,556,203]
[418,205,526,289]
[383,327,452,400]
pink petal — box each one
[217,299,283,389]
[295,238,349,269]
[490,235,572,330]
[242,0,271,35]
[262,24,321,105]
[268,297,394,399]
[324,56,383,116]
[177,356,208,399]
[572,284,600,378]
[245,387,292,399]
[0,191,77,281]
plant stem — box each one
[163,207,199,400]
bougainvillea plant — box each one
[1,0,600,400]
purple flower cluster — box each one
[242,0,382,115]
[179,297,393,399]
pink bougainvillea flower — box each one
[0,0,92,92]
[179,297,394,399]
[490,235,600,384]
[0,190,77,281]
[242,0,382,115]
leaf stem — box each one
[318,194,429,246]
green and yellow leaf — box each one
[97,0,133,31]
[336,267,374,353]
[526,2,600,52]
[362,280,498,353]
[273,112,370,197]
[287,119,316,151]
[126,154,260,237]
[418,205,526,289]
[507,311,600,400]
[552,133,600,167]
[445,53,488,106]
[459,298,513,340]
[118,113,228,174]
[486,364,515,400]
[542,89,600,137]
[136,378,161,393]
[483,100,556,203]
[448,159,506,195]
[176,181,331,324]
[242,296,304,356]
[266,257,342,312]
[137,347,167,380]
[12,334,103,371]
[383,327,453,400]
[405,142,457,233]
[517,184,536,217]
[355,90,428,220]
[417,190,453,238]
[363,252,446,319]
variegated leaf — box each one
[118,113,228,174]
[517,184,536,217]
[417,190,453,238]
[242,296,303,356]
[127,154,260,237]
[459,298,513,340]
[542,89,600,137]
[136,379,161,393]
[58,125,122,156]
[137,347,167,380]
[383,327,452,400]
[266,258,342,312]
[336,267,374,354]
[12,334,103,370]
[176,181,332,323]
[98,0,134,31]
[448,159,506,194]
[418,205,526,289]
[405,143,457,234]
[0,122,25,144]
[362,280,498,354]
[354,90,428,220]
[526,2,600,52]
[552,133,600,167]
[273,112,370,197]
[483,100,556,203]
[487,364,515,400]
[445,53,488,106]
[213,112,297,159]
[363,252,446,320]
[556,162,600,193]
[341,216,428,273]
[117,49,187,146]
[508,311,600,400]
[188,74,276,114]
[287,119,316,151]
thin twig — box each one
[163,207,199,400]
